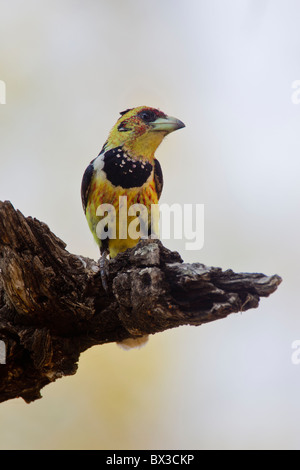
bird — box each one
[81,106,185,348]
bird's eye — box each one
[139,110,156,123]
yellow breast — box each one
[86,172,158,257]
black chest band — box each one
[103,147,153,189]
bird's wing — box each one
[153,158,163,200]
[81,160,95,212]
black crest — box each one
[119,108,133,116]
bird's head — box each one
[105,106,185,161]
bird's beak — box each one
[150,115,185,133]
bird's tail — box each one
[117,335,149,350]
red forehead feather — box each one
[141,107,167,118]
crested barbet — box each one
[81,106,185,348]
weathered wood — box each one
[0,201,282,403]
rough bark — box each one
[0,201,282,403]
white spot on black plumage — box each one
[93,153,105,172]
[102,147,153,188]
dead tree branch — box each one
[0,201,281,403]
